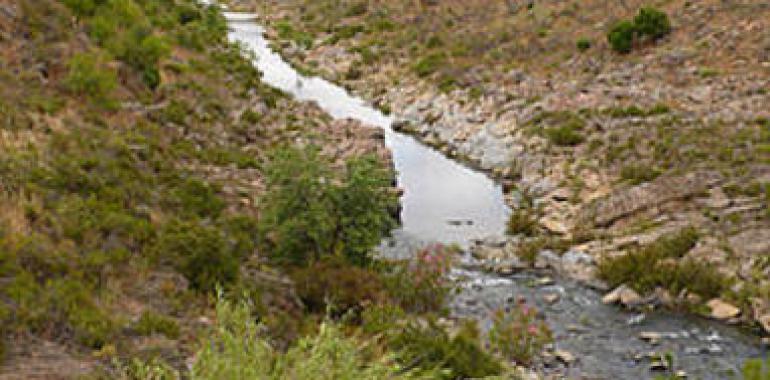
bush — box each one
[488,301,552,365]
[743,358,770,380]
[576,38,592,52]
[258,146,396,266]
[619,164,661,185]
[412,53,445,77]
[191,296,425,379]
[62,0,100,18]
[290,259,390,316]
[64,52,118,108]
[135,310,180,339]
[598,228,729,298]
[87,0,169,89]
[153,221,240,292]
[607,20,636,54]
[388,319,503,379]
[544,124,584,146]
[608,7,671,53]
[381,244,455,313]
[634,7,671,40]
[507,209,538,236]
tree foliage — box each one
[258,146,397,266]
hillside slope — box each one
[0,0,391,377]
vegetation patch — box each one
[598,228,730,299]
[608,7,671,53]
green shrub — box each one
[619,164,661,185]
[576,38,592,52]
[608,7,671,53]
[290,259,390,316]
[345,2,368,17]
[388,319,503,379]
[634,7,671,40]
[544,124,584,146]
[488,302,552,365]
[87,0,169,89]
[135,310,180,339]
[153,221,240,292]
[64,52,118,108]
[608,20,636,54]
[381,244,455,313]
[45,279,117,348]
[258,146,396,266]
[507,209,538,236]
[62,0,100,18]
[515,237,547,264]
[412,53,445,77]
[598,228,728,298]
[191,296,426,379]
[743,358,770,380]
[360,304,406,335]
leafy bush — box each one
[743,358,770,380]
[598,228,729,298]
[634,7,672,40]
[87,0,170,89]
[507,209,538,236]
[258,146,396,266]
[153,221,240,292]
[64,52,118,108]
[607,20,637,54]
[544,124,584,146]
[412,53,445,77]
[576,38,591,52]
[388,319,503,379]
[62,0,100,18]
[135,310,180,339]
[608,7,671,53]
[290,259,390,316]
[190,296,426,380]
[619,164,661,185]
[488,301,552,365]
[360,304,406,335]
[381,244,455,313]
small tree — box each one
[258,146,396,266]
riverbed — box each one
[223,10,765,379]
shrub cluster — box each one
[598,228,730,298]
[258,145,397,267]
[488,300,552,365]
[608,7,671,53]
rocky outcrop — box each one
[581,171,722,228]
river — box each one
[222,9,765,380]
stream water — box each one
[223,10,766,380]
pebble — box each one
[702,344,723,355]
[535,277,555,286]
[626,313,646,325]
[554,349,576,365]
[639,331,662,345]
[543,293,561,304]
[706,298,741,320]
[602,284,642,307]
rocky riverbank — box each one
[240,0,770,337]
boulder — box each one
[706,298,741,320]
[602,284,642,307]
